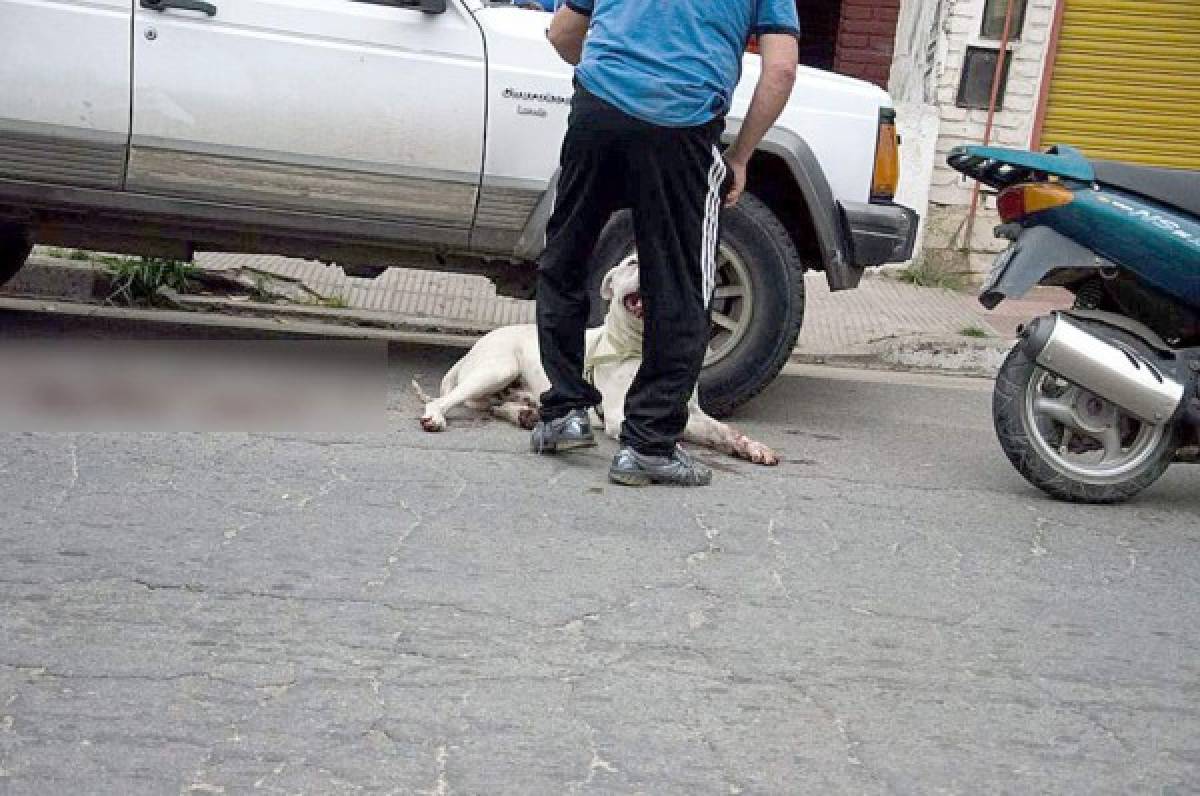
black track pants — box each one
[536,86,726,457]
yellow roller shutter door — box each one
[1038,0,1200,169]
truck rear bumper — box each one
[838,200,919,267]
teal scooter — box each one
[948,145,1200,503]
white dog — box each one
[419,261,778,465]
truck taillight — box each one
[996,183,1074,222]
[871,110,900,202]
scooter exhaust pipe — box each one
[1021,314,1186,424]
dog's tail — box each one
[410,378,434,405]
[439,359,463,397]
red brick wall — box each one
[833,0,901,89]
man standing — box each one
[531,0,800,486]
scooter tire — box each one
[992,343,1179,504]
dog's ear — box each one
[600,267,616,300]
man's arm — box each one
[547,5,590,66]
[722,34,799,207]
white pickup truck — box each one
[0,0,917,413]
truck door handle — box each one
[140,0,217,16]
[351,0,446,13]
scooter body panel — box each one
[978,225,1105,309]
[955,144,1200,312]
[1039,189,1200,307]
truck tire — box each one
[587,194,805,417]
[992,340,1178,504]
[0,222,32,287]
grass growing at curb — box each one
[249,274,277,304]
[105,256,196,306]
[959,325,991,339]
[300,293,351,309]
[894,258,969,292]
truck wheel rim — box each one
[1022,367,1166,484]
[704,244,754,367]
[620,244,754,368]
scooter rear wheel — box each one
[992,342,1179,504]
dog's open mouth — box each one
[622,291,644,319]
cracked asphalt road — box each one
[1,314,1198,794]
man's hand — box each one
[723,155,747,208]
[547,6,589,66]
[722,33,799,206]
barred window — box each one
[981,0,1028,40]
[956,46,1012,110]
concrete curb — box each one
[5,256,100,301]
[160,291,499,338]
[879,337,1011,375]
[0,295,477,348]
[4,256,1012,377]
[790,332,1012,378]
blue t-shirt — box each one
[565,0,801,128]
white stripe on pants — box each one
[700,146,727,308]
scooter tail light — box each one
[997,183,1074,223]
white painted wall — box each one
[887,0,946,264]
[888,0,1058,269]
[928,0,1058,209]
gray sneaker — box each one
[530,408,596,454]
[609,445,712,487]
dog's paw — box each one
[420,415,446,432]
[735,435,779,466]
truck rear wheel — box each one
[587,194,805,417]
[0,222,33,287]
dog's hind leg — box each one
[683,410,779,465]
[421,359,520,432]
[489,383,541,429]
[501,385,540,407]
[491,401,539,430]
[439,359,463,397]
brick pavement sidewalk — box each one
[190,252,1030,362]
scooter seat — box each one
[1093,160,1200,218]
